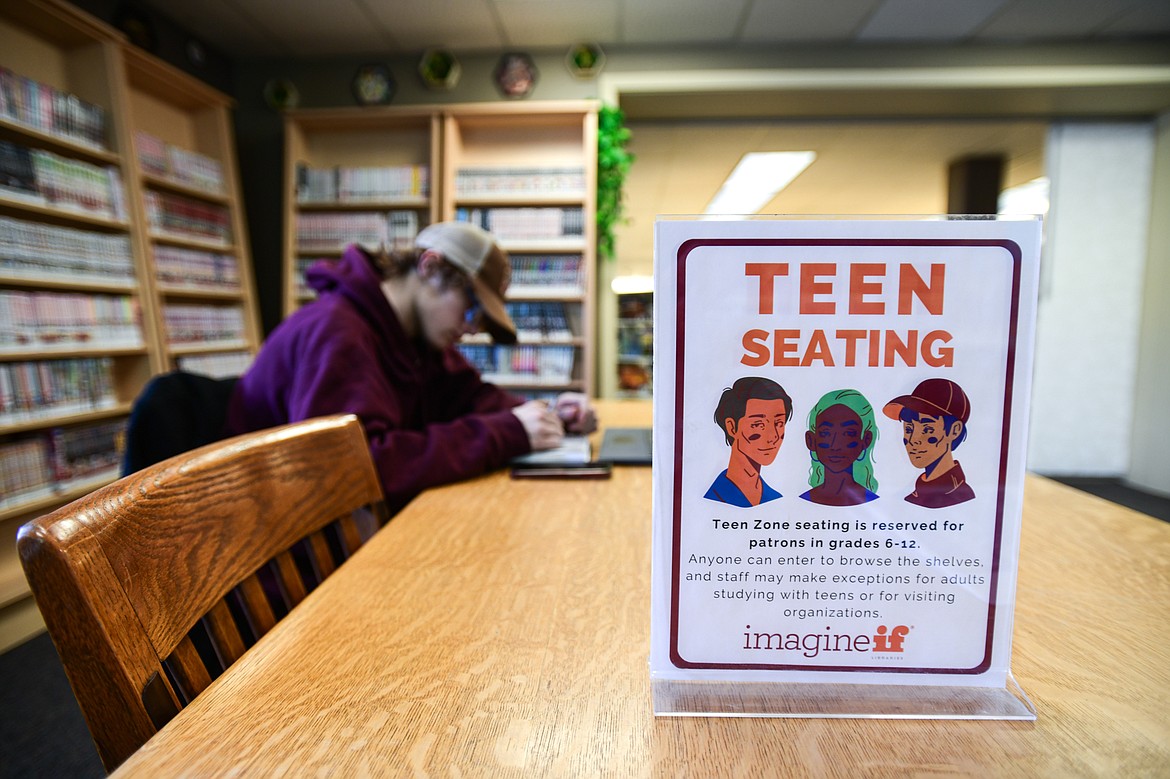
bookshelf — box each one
[616,292,653,399]
[282,106,441,317]
[120,44,261,378]
[443,101,598,399]
[0,0,259,650]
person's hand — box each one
[512,400,565,450]
[553,392,598,435]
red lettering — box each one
[744,262,789,315]
[849,263,886,315]
[800,263,836,315]
[898,263,945,315]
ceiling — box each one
[612,118,1048,275]
[132,0,1170,60]
[126,0,1169,276]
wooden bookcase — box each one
[282,106,441,317]
[0,0,259,650]
[120,44,261,378]
[281,100,598,400]
[442,101,598,398]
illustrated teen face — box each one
[417,257,482,350]
[806,404,872,473]
[726,398,788,467]
[902,413,961,470]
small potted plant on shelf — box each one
[418,49,461,91]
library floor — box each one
[1,476,1167,778]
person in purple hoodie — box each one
[225,221,596,515]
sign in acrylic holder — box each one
[650,216,1041,719]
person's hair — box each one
[898,408,967,450]
[714,377,792,446]
[369,246,420,280]
[806,389,879,491]
[370,246,467,290]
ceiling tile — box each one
[258,0,398,56]
[973,0,1137,40]
[491,0,619,48]
[858,0,1011,41]
[740,0,884,42]
[363,0,505,52]
[136,0,288,57]
[622,0,751,44]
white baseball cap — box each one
[416,221,517,344]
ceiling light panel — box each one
[704,151,817,215]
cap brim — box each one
[883,395,953,421]
[470,275,517,345]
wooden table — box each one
[114,400,1170,777]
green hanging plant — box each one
[597,105,634,261]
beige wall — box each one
[1129,112,1170,496]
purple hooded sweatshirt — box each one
[225,245,531,515]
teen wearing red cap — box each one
[883,378,974,509]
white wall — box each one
[1128,113,1170,497]
[1028,122,1156,476]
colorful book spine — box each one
[162,304,246,345]
[296,163,429,203]
[153,245,240,290]
[0,290,142,350]
[0,357,117,424]
[144,190,231,243]
[0,215,134,284]
[295,210,418,252]
[0,140,124,218]
[0,418,123,511]
[454,167,586,197]
[0,66,108,150]
[453,207,584,241]
[136,130,225,194]
[176,351,253,379]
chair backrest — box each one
[121,370,239,476]
[18,414,389,771]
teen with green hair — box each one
[800,388,879,506]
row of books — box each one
[136,130,225,195]
[455,167,586,197]
[0,214,135,285]
[162,304,246,345]
[296,163,430,203]
[176,351,253,379]
[0,419,123,512]
[153,245,240,291]
[457,344,575,383]
[0,139,125,219]
[296,210,419,252]
[509,254,585,290]
[0,357,116,426]
[454,207,585,242]
[0,66,108,151]
[145,190,232,244]
[0,290,142,351]
[507,301,575,341]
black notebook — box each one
[598,427,653,465]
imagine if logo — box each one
[873,624,910,653]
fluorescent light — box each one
[998,177,1049,216]
[611,274,654,294]
[704,151,816,215]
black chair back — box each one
[122,371,239,475]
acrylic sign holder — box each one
[650,215,1041,721]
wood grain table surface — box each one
[113,400,1170,777]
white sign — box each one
[650,218,1041,687]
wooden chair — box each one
[18,414,390,771]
